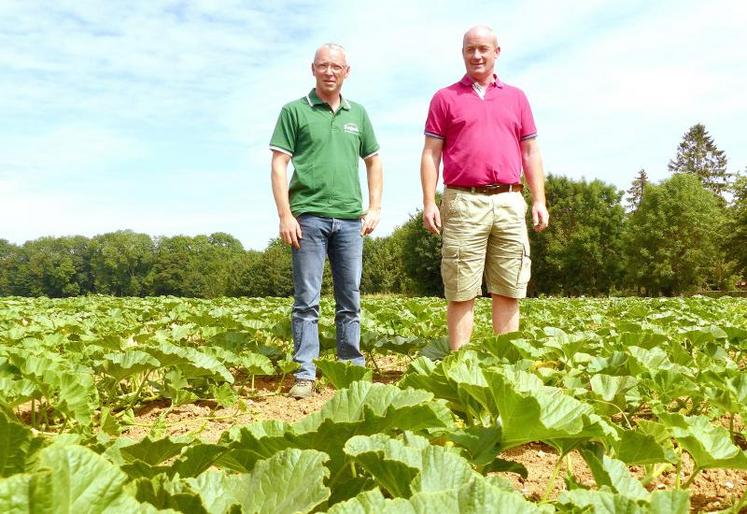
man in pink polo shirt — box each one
[420,25,549,350]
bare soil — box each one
[118,358,747,513]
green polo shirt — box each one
[270,89,379,219]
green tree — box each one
[625,168,648,212]
[148,235,206,297]
[668,123,732,198]
[9,236,92,297]
[528,176,626,296]
[398,210,443,297]
[147,233,246,298]
[228,249,264,296]
[361,235,406,294]
[725,172,747,279]
[246,239,295,297]
[90,231,154,296]
[0,239,19,295]
[625,174,725,295]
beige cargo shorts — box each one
[440,187,531,301]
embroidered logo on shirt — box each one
[343,123,360,135]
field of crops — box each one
[1,295,746,513]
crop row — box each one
[0,295,745,512]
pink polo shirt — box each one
[424,74,537,187]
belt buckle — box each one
[508,184,513,192]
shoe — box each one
[289,379,315,399]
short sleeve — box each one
[424,92,446,139]
[269,106,296,155]
[358,106,380,159]
[518,90,537,141]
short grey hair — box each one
[314,43,348,64]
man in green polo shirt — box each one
[270,43,383,399]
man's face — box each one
[462,31,500,81]
[311,47,349,97]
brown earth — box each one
[117,357,747,513]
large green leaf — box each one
[315,359,372,389]
[323,488,415,514]
[185,472,243,514]
[239,352,275,376]
[292,382,454,496]
[343,434,425,497]
[219,421,297,473]
[172,444,227,478]
[99,351,160,381]
[411,444,481,493]
[398,351,495,424]
[294,381,454,436]
[35,444,129,514]
[133,473,208,514]
[647,490,690,514]
[483,367,615,453]
[119,437,190,466]
[590,374,639,403]
[0,412,44,477]
[557,489,690,514]
[228,448,330,514]
[0,471,54,514]
[146,341,233,383]
[658,412,747,470]
[612,427,675,465]
[408,478,550,514]
[580,447,648,500]
[444,425,522,473]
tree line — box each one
[1,124,745,298]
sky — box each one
[1,0,746,250]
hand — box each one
[279,213,302,249]
[422,202,442,234]
[361,208,381,236]
[531,202,549,232]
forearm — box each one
[522,141,546,205]
[364,154,383,211]
[420,146,442,205]
[270,153,293,218]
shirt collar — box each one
[306,88,351,110]
[459,74,503,89]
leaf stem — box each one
[126,369,153,410]
[541,453,564,502]
[682,467,700,489]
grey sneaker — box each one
[289,379,315,399]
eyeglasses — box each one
[314,62,347,73]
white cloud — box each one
[1,0,746,249]
[0,126,141,179]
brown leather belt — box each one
[447,183,523,194]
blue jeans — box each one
[291,214,365,380]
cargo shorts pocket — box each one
[441,243,461,294]
[516,242,532,287]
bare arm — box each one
[270,150,303,248]
[420,136,444,234]
[361,153,383,235]
[521,138,549,232]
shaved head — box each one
[462,25,498,49]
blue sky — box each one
[2,0,746,250]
